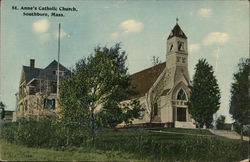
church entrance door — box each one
[177,107,186,121]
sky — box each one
[1,0,249,123]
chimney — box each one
[30,59,35,68]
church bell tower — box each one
[166,22,188,69]
[164,21,192,126]
[165,21,190,90]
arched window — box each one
[178,42,185,51]
[177,89,187,100]
[153,103,158,116]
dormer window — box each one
[53,70,64,76]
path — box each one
[209,129,249,141]
[150,130,215,137]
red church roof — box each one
[128,62,166,99]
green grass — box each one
[95,128,249,161]
[1,128,249,161]
[0,140,137,161]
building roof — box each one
[21,60,70,84]
[128,62,166,99]
[167,23,187,40]
[38,60,71,81]
[22,66,42,83]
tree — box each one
[188,59,221,128]
[216,115,225,130]
[60,44,144,133]
[0,101,5,119]
[229,58,250,139]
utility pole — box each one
[56,23,61,109]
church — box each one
[14,22,195,128]
[128,23,195,128]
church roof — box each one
[167,23,187,40]
[128,62,166,99]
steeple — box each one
[166,22,188,69]
[167,23,187,40]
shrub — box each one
[0,117,91,148]
[93,129,249,161]
[234,122,250,136]
[216,115,225,130]
[1,121,248,161]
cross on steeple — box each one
[176,17,179,24]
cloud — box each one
[39,33,50,41]
[203,32,229,46]
[110,32,119,39]
[119,19,144,34]
[32,19,50,33]
[197,8,212,17]
[54,29,68,38]
[32,19,68,41]
[189,44,200,53]
[110,19,144,39]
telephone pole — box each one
[57,23,61,102]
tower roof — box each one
[167,23,187,40]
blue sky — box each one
[1,0,249,123]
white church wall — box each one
[159,96,167,122]
[159,95,173,123]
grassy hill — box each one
[1,128,248,161]
[95,128,248,161]
[0,140,136,161]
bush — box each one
[0,122,18,143]
[216,115,225,130]
[233,122,250,136]
[1,120,248,161]
[0,117,91,148]
[93,129,249,161]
